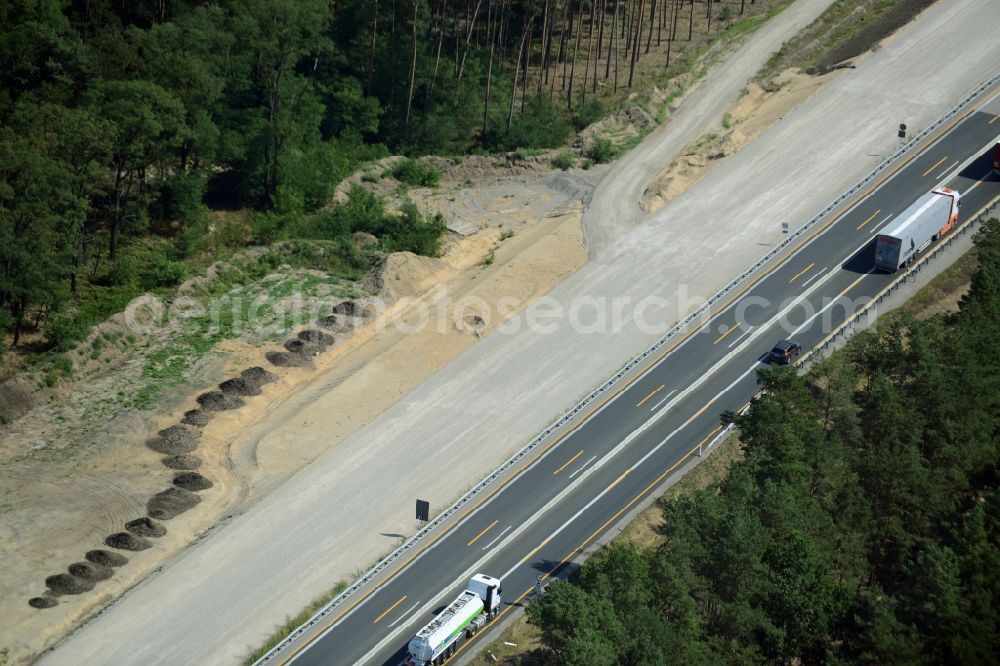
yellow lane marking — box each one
[516,538,551,569]
[788,262,815,284]
[990,114,1000,125]
[606,469,632,493]
[856,209,881,230]
[713,323,741,345]
[685,399,715,426]
[635,384,665,407]
[840,272,869,300]
[372,595,407,624]
[278,83,1000,666]
[578,427,724,552]
[922,155,948,177]
[466,520,499,547]
[450,201,1000,666]
[553,450,584,475]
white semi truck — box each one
[404,574,502,666]
[874,187,960,272]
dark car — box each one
[769,339,801,365]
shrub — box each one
[52,355,74,377]
[572,98,606,131]
[108,255,138,288]
[277,140,350,211]
[46,315,86,351]
[150,171,207,223]
[502,96,574,150]
[379,202,447,256]
[551,152,575,170]
[391,158,441,187]
[140,250,187,289]
[589,138,617,164]
[0,306,12,357]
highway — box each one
[278,88,1000,666]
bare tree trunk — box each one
[706,0,713,35]
[405,0,419,125]
[666,0,677,67]
[553,0,569,99]
[456,0,484,88]
[521,14,533,112]
[561,0,574,92]
[537,0,549,94]
[645,0,656,53]
[688,0,693,41]
[606,0,618,79]
[427,0,445,99]
[581,1,595,104]
[507,14,533,130]
[624,0,633,56]
[614,0,621,92]
[596,0,607,80]
[483,0,496,134]
[366,0,378,94]
[627,0,645,89]
[567,1,584,109]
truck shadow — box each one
[842,237,876,275]
[958,150,993,181]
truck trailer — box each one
[404,574,501,666]
[874,187,960,272]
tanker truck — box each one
[404,574,501,666]
[874,187,960,272]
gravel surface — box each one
[38,2,1000,664]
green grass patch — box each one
[242,580,349,665]
[551,152,575,170]
[391,158,441,188]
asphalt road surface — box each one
[274,88,1000,666]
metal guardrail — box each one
[802,197,1000,362]
[252,72,1000,666]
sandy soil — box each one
[641,66,848,213]
[0,189,585,663]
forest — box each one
[527,219,1000,664]
[0,0,764,352]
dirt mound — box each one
[45,573,95,595]
[365,252,440,301]
[266,350,311,368]
[219,377,262,397]
[283,339,308,353]
[29,596,58,609]
[433,153,552,185]
[68,561,113,581]
[126,516,167,538]
[161,455,202,470]
[332,300,367,317]
[0,375,37,424]
[576,105,655,153]
[146,435,197,456]
[196,390,245,411]
[318,315,347,331]
[105,532,152,551]
[147,487,201,520]
[241,366,277,387]
[814,0,936,72]
[182,409,211,426]
[146,424,200,455]
[298,329,334,347]
[173,472,213,491]
[86,549,128,567]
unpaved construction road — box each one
[39,1,1000,664]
